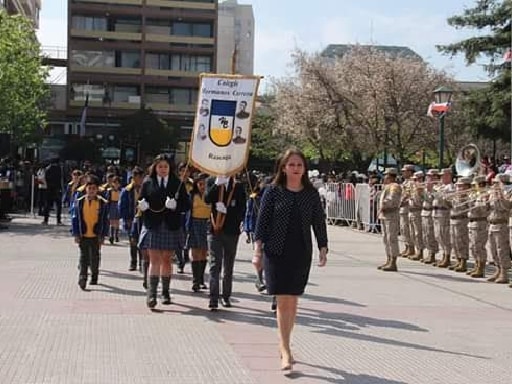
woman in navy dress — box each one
[138,155,190,308]
[252,147,328,374]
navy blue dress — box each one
[264,193,311,295]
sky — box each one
[38,0,492,87]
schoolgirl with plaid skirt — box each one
[137,154,190,309]
[185,173,211,292]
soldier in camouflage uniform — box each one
[399,164,415,257]
[466,175,489,278]
[421,169,439,264]
[433,168,455,268]
[487,174,511,284]
[378,168,402,272]
[447,177,471,273]
[408,171,425,261]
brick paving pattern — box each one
[0,216,511,383]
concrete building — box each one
[2,0,41,27]
[55,0,218,163]
[217,0,254,75]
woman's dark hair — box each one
[132,166,144,176]
[272,147,313,189]
[191,173,208,195]
[148,154,174,179]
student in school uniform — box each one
[137,154,190,308]
[71,175,110,290]
[107,175,122,244]
[119,166,145,271]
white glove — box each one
[138,198,149,212]
[165,196,177,211]
[216,202,227,214]
[215,176,230,187]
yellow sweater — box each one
[192,194,211,219]
[83,199,100,238]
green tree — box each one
[117,106,179,160]
[0,11,49,144]
[438,0,511,142]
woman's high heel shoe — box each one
[281,358,293,375]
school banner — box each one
[189,74,261,176]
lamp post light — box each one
[432,86,453,169]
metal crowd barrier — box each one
[323,183,383,233]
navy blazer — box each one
[254,185,328,257]
[139,175,190,231]
[71,195,110,238]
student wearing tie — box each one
[137,155,190,309]
[71,175,109,290]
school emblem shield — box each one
[209,99,236,147]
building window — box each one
[113,86,139,103]
[146,53,169,70]
[71,84,106,102]
[115,51,140,68]
[72,16,107,31]
[169,54,212,72]
[171,22,212,37]
[71,50,114,67]
[170,88,198,105]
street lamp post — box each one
[432,86,453,170]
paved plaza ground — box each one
[0,215,511,384]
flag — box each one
[79,94,89,137]
[503,49,512,63]
[189,74,260,176]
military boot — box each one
[470,261,485,278]
[487,267,500,282]
[466,261,478,275]
[448,257,461,270]
[494,267,509,284]
[423,251,436,264]
[437,253,451,268]
[378,256,390,270]
[410,249,423,261]
[382,257,398,272]
[455,259,467,273]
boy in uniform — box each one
[71,175,109,290]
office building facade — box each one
[66,0,218,159]
[217,0,254,75]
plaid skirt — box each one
[138,223,182,251]
[108,201,120,220]
[186,218,208,250]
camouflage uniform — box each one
[467,176,489,278]
[408,171,425,260]
[378,168,402,272]
[448,177,471,272]
[433,180,454,267]
[421,173,439,264]
[399,164,415,256]
[487,174,511,284]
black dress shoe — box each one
[199,283,208,290]
[89,280,98,285]
[271,296,277,312]
[221,297,232,308]
[208,300,218,311]
[147,297,157,309]
[129,265,137,271]
[161,295,171,305]
[78,279,87,290]
[177,267,184,274]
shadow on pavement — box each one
[4,218,71,239]
[96,282,146,297]
[293,362,408,384]
[399,270,486,284]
